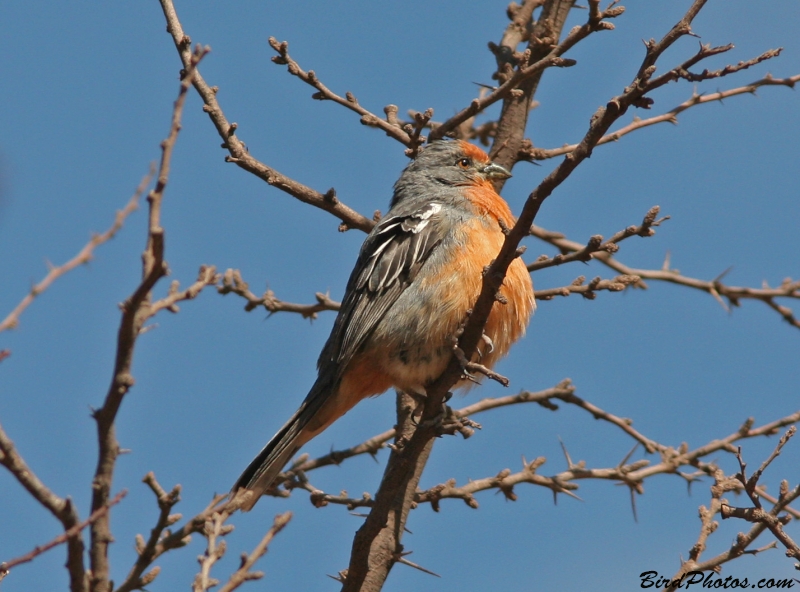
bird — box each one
[233,140,535,510]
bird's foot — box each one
[416,394,480,439]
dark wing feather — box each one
[318,202,446,376]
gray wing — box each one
[318,202,447,377]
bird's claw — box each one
[481,332,495,354]
[415,397,481,439]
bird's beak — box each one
[481,162,512,180]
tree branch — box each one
[429,1,624,143]
[527,205,668,272]
[0,421,88,591]
[526,73,800,160]
[88,45,207,592]
[720,429,800,562]
[217,268,340,318]
[489,0,577,176]
[529,224,800,330]
[668,430,800,583]
[0,491,127,584]
[0,173,148,334]
[192,506,291,592]
[267,38,425,155]
[157,0,374,233]
[342,2,791,582]
[114,473,182,592]
[218,512,291,592]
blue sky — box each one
[1,2,798,591]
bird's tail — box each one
[232,379,332,511]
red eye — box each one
[456,157,471,169]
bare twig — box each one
[278,383,575,482]
[0,173,148,333]
[489,0,578,177]
[217,512,291,592]
[534,274,641,300]
[669,431,800,583]
[114,473,182,592]
[0,490,127,580]
[191,505,291,592]
[528,205,668,272]
[88,46,208,592]
[267,38,424,155]
[526,74,800,160]
[529,225,800,330]
[217,268,340,318]
[0,415,85,588]
[284,405,800,516]
[157,0,374,233]
[149,265,220,316]
[192,511,231,592]
[430,1,625,143]
[719,429,800,562]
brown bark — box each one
[490,0,576,180]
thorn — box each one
[394,551,441,578]
[618,443,640,467]
[558,436,574,469]
[629,485,639,523]
[326,570,348,583]
[662,251,671,271]
[708,285,730,314]
[713,266,733,284]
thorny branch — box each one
[271,380,798,520]
[534,274,641,300]
[341,1,787,586]
[158,0,374,233]
[529,223,800,330]
[0,173,149,334]
[0,491,127,584]
[215,202,661,318]
[668,429,800,583]
[150,265,221,316]
[114,473,182,592]
[722,429,800,562]
[1,414,123,589]
[217,268,340,319]
[2,0,794,590]
[120,469,293,592]
[192,505,290,592]
[88,46,217,592]
[117,476,231,592]
[525,73,800,160]
[429,0,625,143]
[193,511,234,592]
[528,205,668,272]
[267,38,431,157]
[488,0,577,176]
[217,512,291,592]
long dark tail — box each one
[232,378,331,511]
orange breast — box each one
[451,215,535,372]
[413,184,535,381]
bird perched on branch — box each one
[233,140,535,510]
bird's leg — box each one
[403,389,427,424]
[416,392,479,438]
[435,402,481,439]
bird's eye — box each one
[456,157,471,169]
